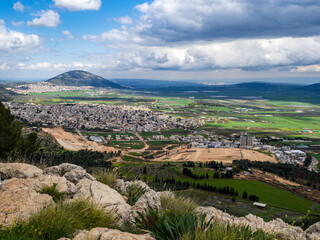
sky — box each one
[1,0,320,84]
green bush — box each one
[126,185,146,206]
[37,183,67,203]
[160,193,197,216]
[93,169,119,188]
[0,198,116,240]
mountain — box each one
[109,78,206,89]
[0,85,18,101]
[46,70,122,88]
[301,83,320,92]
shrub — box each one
[93,169,119,188]
[135,210,274,240]
[179,222,274,240]
[37,183,67,203]
[160,193,197,216]
[135,209,166,231]
[126,185,146,206]
[135,211,212,240]
[0,198,116,240]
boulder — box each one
[43,163,84,176]
[132,189,161,215]
[114,179,150,194]
[72,228,155,240]
[0,178,53,226]
[305,221,320,235]
[73,179,132,223]
[34,174,75,194]
[64,169,96,185]
[0,163,43,179]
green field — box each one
[106,140,145,149]
[173,177,314,213]
[204,116,320,132]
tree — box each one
[0,102,40,159]
[242,191,248,199]
[143,166,147,174]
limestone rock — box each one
[114,179,150,194]
[132,189,161,215]
[43,163,84,176]
[64,169,96,185]
[34,174,75,194]
[196,206,306,240]
[73,179,132,223]
[72,228,155,240]
[0,178,53,226]
[305,221,320,236]
[0,163,43,179]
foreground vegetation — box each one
[0,198,116,240]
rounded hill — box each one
[46,70,122,88]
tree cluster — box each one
[0,102,39,159]
[233,160,320,187]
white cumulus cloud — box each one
[10,21,24,27]
[13,2,24,13]
[135,3,149,13]
[27,10,61,28]
[114,16,133,25]
[54,0,101,11]
[62,30,74,39]
[0,20,41,52]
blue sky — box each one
[1,0,320,83]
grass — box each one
[122,155,145,162]
[147,141,178,150]
[0,198,116,240]
[37,184,67,203]
[160,193,198,216]
[135,210,274,240]
[93,169,119,188]
[175,177,314,213]
[126,185,146,206]
[107,140,145,149]
[179,221,275,240]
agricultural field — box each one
[114,161,320,225]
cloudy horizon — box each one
[1,0,320,83]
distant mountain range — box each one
[46,70,122,89]
[109,78,206,88]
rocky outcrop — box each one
[0,178,53,226]
[43,163,84,176]
[115,179,161,218]
[0,163,43,179]
[114,179,150,194]
[132,189,161,215]
[73,179,132,223]
[64,228,154,240]
[64,169,96,185]
[305,221,320,239]
[196,206,320,240]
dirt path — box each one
[42,127,116,152]
[155,147,277,163]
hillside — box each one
[301,83,320,92]
[47,70,122,88]
[0,85,18,101]
[110,78,206,88]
